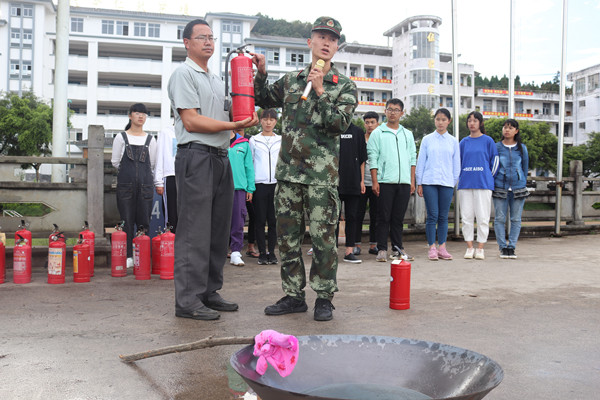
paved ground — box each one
[1,234,599,400]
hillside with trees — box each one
[475,72,572,94]
[252,13,346,43]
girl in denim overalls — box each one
[111,103,158,267]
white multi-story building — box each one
[568,64,600,145]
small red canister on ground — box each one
[390,259,411,310]
[133,228,151,280]
[151,230,162,275]
[160,228,175,280]
[111,222,127,277]
[13,235,32,284]
[73,235,90,283]
[80,221,95,277]
[48,232,66,284]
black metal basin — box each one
[230,335,503,400]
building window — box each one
[446,97,453,108]
[554,103,559,115]
[543,103,551,115]
[483,99,492,112]
[116,21,129,36]
[177,25,184,40]
[461,97,472,109]
[23,5,33,17]
[381,69,389,79]
[253,47,279,65]
[10,61,20,77]
[579,122,586,130]
[498,100,508,113]
[579,100,586,107]
[71,17,84,33]
[575,78,585,94]
[411,31,439,59]
[286,50,309,67]
[382,92,388,101]
[410,94,439,110]
[362,91,375,102]
[446,73,452,85]
[148,23,160,38]
[11,5,21,16]
[134,22,146,37]
[516,101,524,113]
[22,61,32,78]
[102,20,114,35]
[10,28,20,47]
[365,68,375,78]
[350,67,357,77]
[589,74,599,91]
[439,73,444,84]
[410,70,439,84]
[222,20,242,33]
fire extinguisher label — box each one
[48,248,63,275]
[14,259,26,272]
[73,251,79,273]
[112,241,126,256]
[237,67,254,87]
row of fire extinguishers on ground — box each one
[0,220,174,284]
[110,221,175,281]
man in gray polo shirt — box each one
[167,19,258,321]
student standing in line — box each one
[458,111,499,260]
[111,103,158,268]
[416,108,461,261]
[354,111,380,256]
[493,119,529,259]
[367,98,417,263]
[250,109,282,265]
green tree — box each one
[0,91,54,180]
[564,132,600,177]
[400,106,435,142]
[252,14,346,43]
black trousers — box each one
[376,183,411,251]
[356,186,378,244]
[253,183,277,254]
[162,175,178,233]
[337,193,360,248]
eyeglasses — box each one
[385,108,403,114]
[191,35,217,42]
[132,112,147,116]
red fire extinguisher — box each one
[13,234,32,284]
[151,228,162,275]
[225,46,255,122]
[73,234,90,283]
[133,227,151,280]
[80,221,95,277]
[390,259,411,310]
[0,239,6,284]
[48,232,66,284]
[111,221,127,277]
[49,223,60,242]
[15,220,32,247]
[160,226,175,280]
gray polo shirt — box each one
[167,57,230,149]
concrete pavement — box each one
[1,234,599,399]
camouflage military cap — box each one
[312,16,342,38]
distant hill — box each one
[251,13,346,43]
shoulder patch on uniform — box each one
[332,75,338,84]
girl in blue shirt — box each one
[416,109,460,261]
[493,119,529,259]
[458,111,499,260]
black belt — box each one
[178,142,228,157]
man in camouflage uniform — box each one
[251,16,358,321]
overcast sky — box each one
[73,0,600,84]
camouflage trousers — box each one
[275,181,340,300]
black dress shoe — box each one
[176,305,220,320]
[314,298,334,321]
[204,297,239,312]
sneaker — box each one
[368,247,379,255]
[437,247,453,260]
[230,251,244,266]
[475,248,485,260]
[464,247,475,259]
[258,253,269,265]
[126,257,134,268]
[264,295,308,315]
[499,248,509,259]
[428,247,439,261]
[267,253,278,264]
[376,250,388,262]
[343,253,362,263]
[391,247,414,261]
[353,246,361,255]
[307,248,313,256]
[507,248,517,259]
[314,298,335,321]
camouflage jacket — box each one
[254,63,358,186]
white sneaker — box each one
[464,248,475,259]
[475,248,485,260]
[307,248,313,256]
[230,251,244,266]
[126,257,134,268]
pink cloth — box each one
[253,330,299,377]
